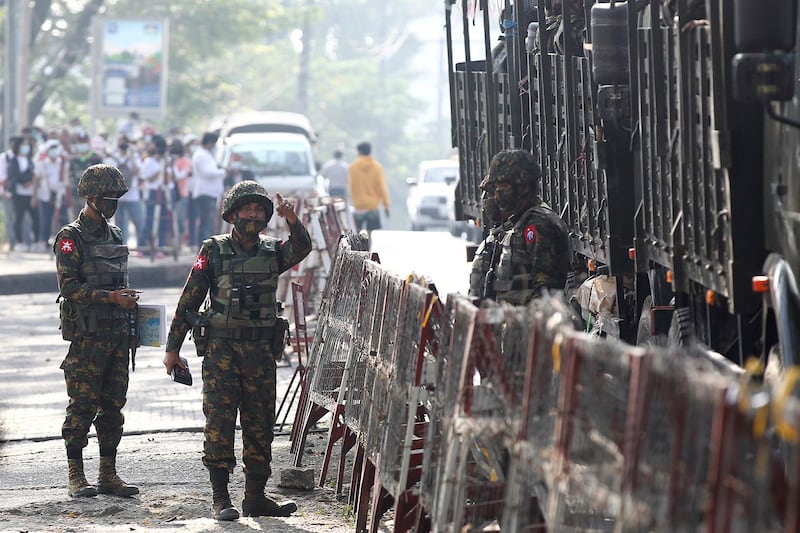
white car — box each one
[406,159,459,231]
[213,111,326,197]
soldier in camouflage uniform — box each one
[470,149,570,305]
[54,163,140,498]
[163,180,311,521]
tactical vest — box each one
[468,224,506,298]
[206,235,279,333]
[494,205,566,305]
[59,221,129,338]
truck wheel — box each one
[668,307,694,347]
[636,296,667,347]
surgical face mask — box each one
[48,148,59,159]
[230,161,242,170]
[20,145,30,156]
[232,215,268,239]
[75,143,89,154]
[90,197,119,219]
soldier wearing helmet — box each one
[470,149,570,304]
[53,163,141,499]
[163,180,311,521]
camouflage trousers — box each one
[202,337,277,478]
[60,334,130,454]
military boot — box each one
[210,468,239,521]
[97,455,140,497]
[67,458,98,498]
[241,473,297,517]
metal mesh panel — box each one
[615,351,719,530]
[307,251,366,409]
[419,296,461,514]
[544,333,632,531]
[502,297,576,530]
[392,283,429,391]
[342,260,383,431]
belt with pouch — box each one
[209,327,273,341]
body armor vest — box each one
[59,221,129,338]
[494,204,567,305]
[468,224,506,298]
[207,235,279,330]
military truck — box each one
[445,0,800,370]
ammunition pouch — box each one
[59,298,80,341]
[185,309,210,357]
[59,298,124,340]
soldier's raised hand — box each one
[275,192,298,224]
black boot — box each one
[209,468,239,521]
[241,473,297,517]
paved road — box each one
[0,229,472,442]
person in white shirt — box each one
[190,132,228,246]
[105,135,144,248]
[35,139,67,250]
[1,136,39,251]
[140,134,173,254]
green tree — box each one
[2,0,449,188]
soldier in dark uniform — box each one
[470,149,570,305]
[163,180,312,521]
[54,164,140,498]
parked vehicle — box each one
[213,111,325,197]
[406,159,458,231]
[445,0,800,371]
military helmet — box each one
[221,180,274,223]
[77,164,128,198]
[487,149,540,188]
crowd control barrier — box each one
[290,240,800,532]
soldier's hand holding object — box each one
[111,289,140,310]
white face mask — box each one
[48,148,59,159]
[20,145,30,156]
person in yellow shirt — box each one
[347,142,390,235]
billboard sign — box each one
[92,18,169,117]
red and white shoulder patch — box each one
[58,238,76,254]
[193,254,208,271]
[524,224,537,244]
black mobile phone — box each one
[171,357,192,386]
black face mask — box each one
[119,143,129,151]
[232,216,268,239]
[90,197,119,219]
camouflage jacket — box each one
[53,209,129,335]
[493,203,570,305]
[165,220,312,352]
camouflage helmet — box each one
[221,180,274,223]
[487,149,540,189]
[77,164,128,198]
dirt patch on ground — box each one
[0,429,389,533]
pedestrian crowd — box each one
[0,114,254,258]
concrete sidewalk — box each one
[0,247,197,296]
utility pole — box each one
[3,0,19,144]
[17,0,32,130]
[296,0,312,115]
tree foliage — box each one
[3,0,449,180]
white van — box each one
[214,111,326,197]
